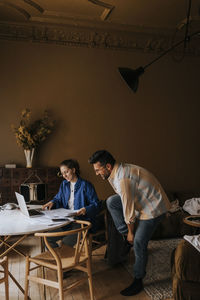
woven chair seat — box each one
[31,244,88,269]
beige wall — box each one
[0,39,200,199]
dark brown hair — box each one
[88,150,116,167]
[60,159,80,177]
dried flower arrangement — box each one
[12,108,55,150]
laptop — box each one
[15,192,44,217]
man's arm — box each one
[127,223,134,244]
[120,177,136,224]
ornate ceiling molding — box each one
[0,21,199,56]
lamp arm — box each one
[143,31,200,70]
[184,0,192,48]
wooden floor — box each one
[0,236,172,300]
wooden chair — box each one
[0,256,9,300]
[88,208,108,256]
[24,220,94,300]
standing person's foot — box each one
[120,278,143,296]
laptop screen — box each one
[15,192,30,217]
[15,192,43,217]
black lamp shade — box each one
[118,67,144,92]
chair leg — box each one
[40,266,46,300]
[88,235,93,263]
[87,258,94,300]
[24,256,30,300]
[57,269,64,300]
[4,257,9,300]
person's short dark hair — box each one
[59,159,80,177]
[88,150,116,167]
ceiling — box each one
[0,0,200,30]
[0,0,200,53]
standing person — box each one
[43,159,100,248]
[88,150,171,296]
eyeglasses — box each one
[94,165,107,173]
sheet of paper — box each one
[24,215,73,226]
[43,208,78,219]
[24,208,77,225]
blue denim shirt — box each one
[51,177,100,231]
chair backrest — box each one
[35,220,92,266]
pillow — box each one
[183,198,200,215]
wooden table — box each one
[183,215,200,227]
[0,206,71,297]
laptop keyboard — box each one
[28,209,44,216]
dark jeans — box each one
[106,194,165,279]
[47,222,80,248]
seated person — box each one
[42,159,100,248]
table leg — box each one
[0,235,31,299]
[0,235,28,258]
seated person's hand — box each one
[42,201,54,210]
[76,207,86,216]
